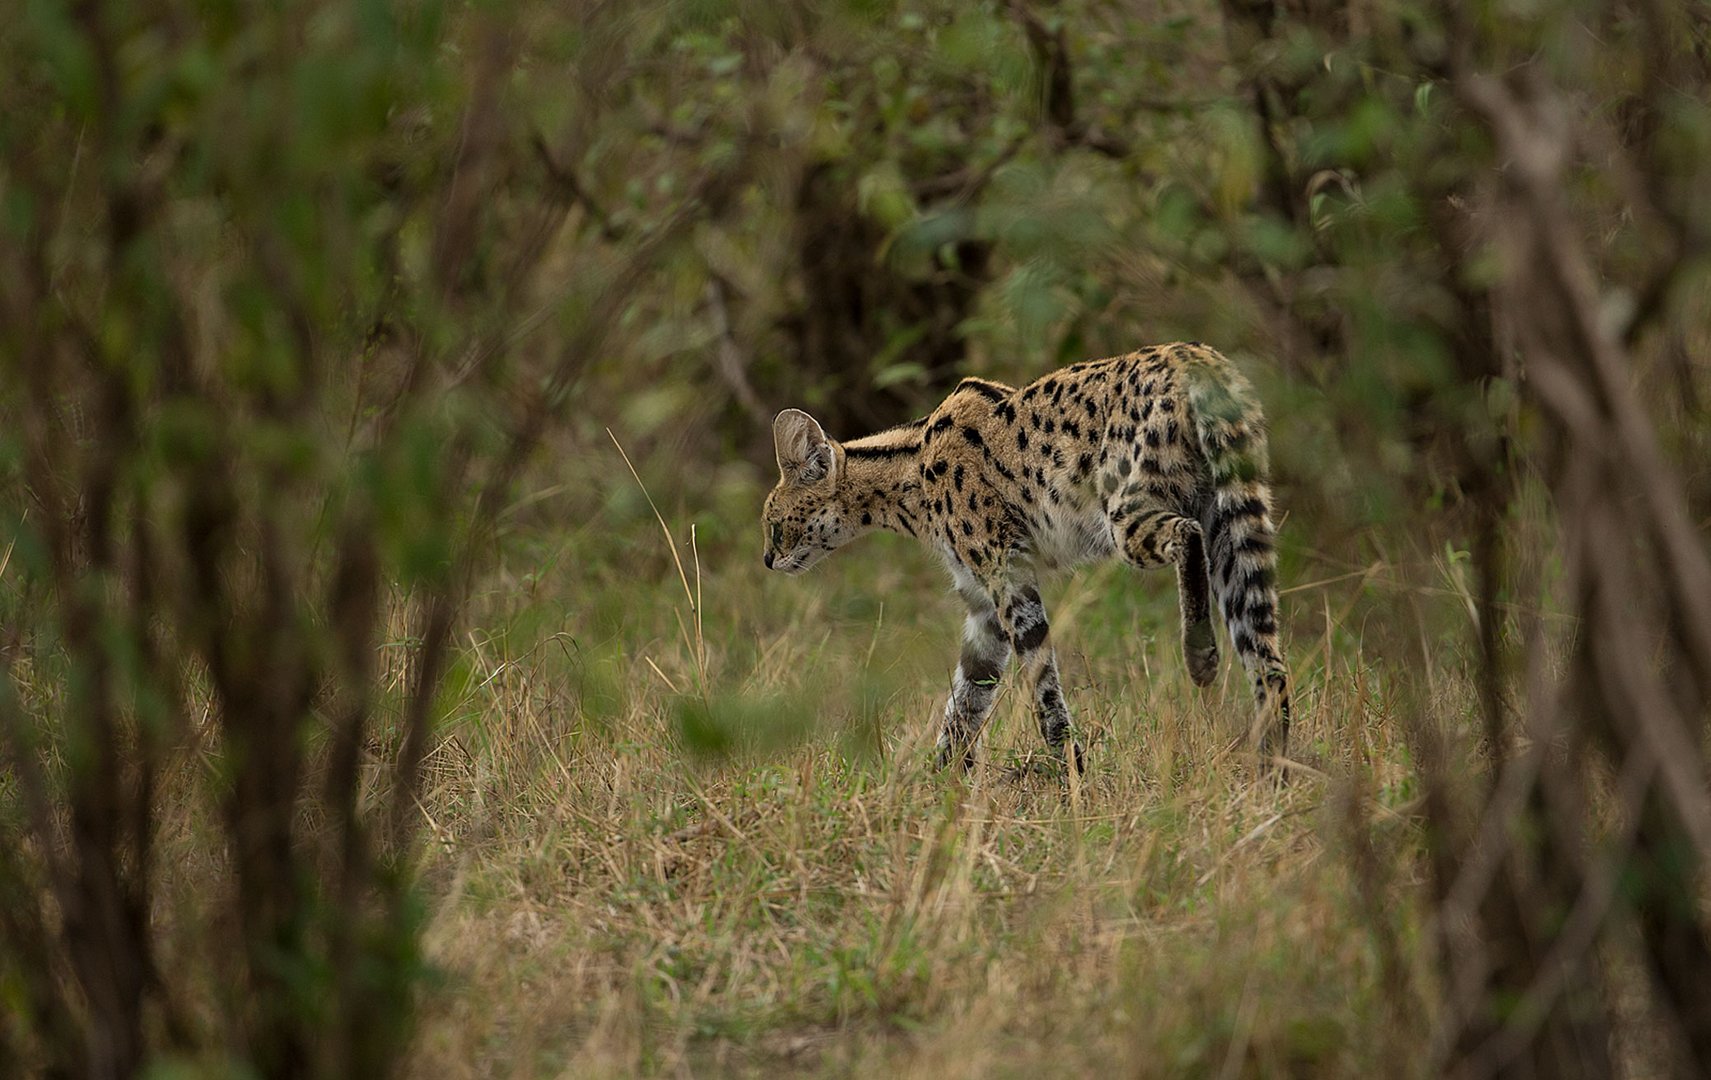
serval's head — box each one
[762,409,855,575]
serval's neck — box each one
[838,420,928,541]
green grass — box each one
[395,465,1443,1078]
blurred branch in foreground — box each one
[1411,5,1711,1075]
[1433,40,1711,1074]
[0,2,744,1075]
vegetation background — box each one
[2,0,1709,1076]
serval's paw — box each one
[1184,619,1220,687]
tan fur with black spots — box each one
[761,343,1291,775]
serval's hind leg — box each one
[1109,505,1220,687]
[1176,525,1219,687]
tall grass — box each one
[389,453,1464,1078]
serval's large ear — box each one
[774,409,834,485]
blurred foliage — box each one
[2,0,1709,1075]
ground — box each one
[396,462,1440,1079]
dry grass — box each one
[393,464,1445,1078]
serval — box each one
[760,343,1290,774]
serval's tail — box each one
[1188,360,1291,765]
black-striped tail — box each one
[1189,363,1291,763]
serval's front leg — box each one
[935,592,1011,770]
[999,584,1084,774]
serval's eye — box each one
[770,524,783,548]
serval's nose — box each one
[763,551,775,569]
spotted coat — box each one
[762,343,1291,772]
